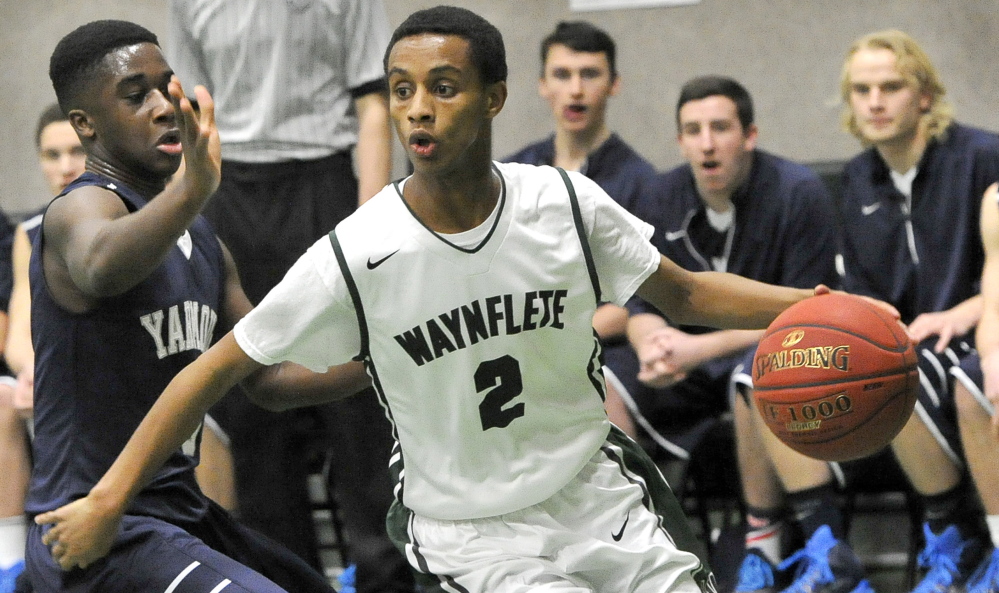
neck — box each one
[85,152,166,199]
[405,139,500,233]
[702,193,733,214]
[553,125,611,171]
[875,120,930,174]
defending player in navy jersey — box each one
[35,9,894,593]
[25,20,368,593]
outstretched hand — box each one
[168,76,220,202]
[35,496,123,571]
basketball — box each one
[751,293,918,462]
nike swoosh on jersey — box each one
[367,250,400,270]
[861,202,882,215]
[611,511,630,542]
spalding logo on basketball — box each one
[752,293,918,462]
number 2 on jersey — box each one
[476,355,525,431]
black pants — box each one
[206,153,415,592]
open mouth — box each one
[157,130,182,155]
[564,104,587,121]
[702,160,720,172]
[409,132,437,157]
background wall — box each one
[2,0,997,216]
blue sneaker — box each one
[736,549,779,593]
[0,561,24,593]
[966,548,999,593]
[337,563,357,593]
[912,524,986,593]
[777,526,873,593]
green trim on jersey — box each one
[558,167,602,306]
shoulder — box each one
[600,135,655,172]
[501,137,554,166]
[754,151,829,196]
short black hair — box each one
[385,5,507,86]
[676,75,754,131]
[541,21,617,80]
[36,103,69,148]
[49,20,159,113]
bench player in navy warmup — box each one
[24,20,368,593]
[34,8,890,593]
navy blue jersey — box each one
[839,122,999,323]
[502,133,657,213]
[26,172,225,523]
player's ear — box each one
[484,80,507,120]
[608,72,621,97]
[68,109,96,140]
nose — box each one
[58,152,81,175]
[867,88,884,110]
[569,74,584,96]
[407,87,433,123]
[697,129,715,152]
[150,87,175,123]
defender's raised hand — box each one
[168,76,220,201]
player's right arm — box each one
[42,79,218,312]
[975,183,999,435]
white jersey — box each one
[235,162,660,520]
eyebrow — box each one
[115,69,174,90]
[388,64,464,78]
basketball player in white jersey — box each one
[34,7,877,593]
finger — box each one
[192,85,215,136]
[934,330,951,354]
[168,76,199,141]
[813,284,831,296]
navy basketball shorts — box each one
[950,350,995,416]
[907,337,976,466]
[26,501,333,593]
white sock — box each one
[746,521,784,565]
[0,515,26,569]
[986,514,999,550]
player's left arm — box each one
[975,183,999,434]
[354,89,391,205]
[215,241,370,411]
[635,255,821,331]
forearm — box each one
[84,185,212,295]
[354,92,391,204]
[242,360,371,412]
[637,256,812,330]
